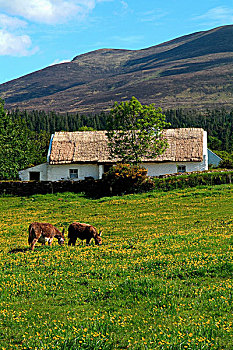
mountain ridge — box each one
[1,25,233,113]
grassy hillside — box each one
[1,25,233,113]
[0,185,233,349]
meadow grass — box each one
[0,184,233,349]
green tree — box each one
[78,126,95,131]
[0,100,49,180]
[208,136,222,151]
[214,150,233,169]
[107,97,170,164]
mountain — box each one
[1,25,233,113]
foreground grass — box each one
[0,184,233,349]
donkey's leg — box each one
[86,238,92,246]
[68,237,77,246]
[30,238,38,251]
[48,238,53,246]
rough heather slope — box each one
[0,25,233,113]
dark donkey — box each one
[28,222,65,250]
[68,222,102,246]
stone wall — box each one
[0,170,232,197]
[0,180,99,197]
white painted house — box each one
[19,128,208,181]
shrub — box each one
[219,158,233,169]
[152,170,233,191]
[102,163,155,195]
[214,150,233,169]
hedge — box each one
[0,170,232,197]
[152,170,233,192]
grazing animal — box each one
[28,222,65,250]
[68,222,102,246]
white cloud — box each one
[0,0,107,24]
[194,6,233,24]
[141,9,168,23]
[50,58,71,65]
[0,13,35,56]
[113,0,131,17]
[0,30,37,56]
[0,0,109,56]
[0,14,27,29]
[120,1,128,10]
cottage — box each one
[19,128,209,181]
[208,149,222,167]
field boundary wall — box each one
[0,170,232,197]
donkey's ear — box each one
[99,230,102,236]
[62,228,65,234]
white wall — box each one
[19,160,208,181]
[203,131,208,170]
[19,163,100,181]
[142,160,207,177]
[19,163,48,181]
[47,163,99,181]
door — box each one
[29,172,40,181]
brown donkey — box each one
[68,222,102,246]
[28,222,65,250]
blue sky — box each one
[0,0,232,84]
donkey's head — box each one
[56,228,65,245]
[94,230,102,245]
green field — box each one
[0,185,233,349]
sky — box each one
[0,0,232,84]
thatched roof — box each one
[49,128,204,164]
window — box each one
[29,172,40,181]
[177,165,186,173]
[69,169,78,179]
